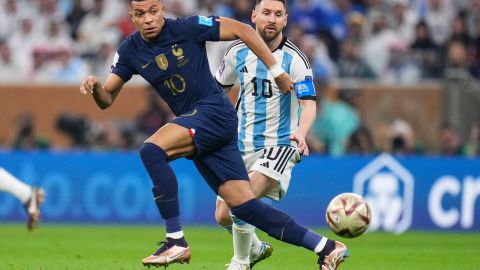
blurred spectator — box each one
[93,120,139,151]
[338,38,376,79]
[345,12,365,44]
[346,125,376,155]
[381,39,421,85]
[56,112,97,148]
[0,39,25,82]
[0,0,21,38]
[115,0,136,40]
[387,118,424,155]
[50,46,90,83]
[286,23,306,44]
[8,16,40,76]
[391,0,418,44]
[66,0,88,40]
[231,0,255,26]
[299,35,337,83]
[410,20,443,78]
[76,0,120,58]
[363,0,393,38]
[450,15,472,47]
[198,0,232,17]
[165,0,189,17]
[466,0,480,39]
[321,0,365,42]
[361,12,397,76]
[289,0,325,34]
[466,121,480,157]
[309,84,360,156]
[439,122,465,155]
[6,113,49,150]
[31,45,89,83]
[88,38,117,81]
[444,41,473,79]
[422,0,456,46]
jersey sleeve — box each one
[110,39,135,82]
[214,44,238,88]
[290,55,316,100]
[180,15,221,42]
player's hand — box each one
[290,133,309,156]
[80,76,101,95]
[275,72,294,94]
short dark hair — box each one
[255,0,286,7]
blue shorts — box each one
[171,94,249,193]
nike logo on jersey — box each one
[141,62,151,69]
[240,66,248,73]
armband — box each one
[294,80,316,98]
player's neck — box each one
[264,33,284,52]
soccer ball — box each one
[325,193,371,238]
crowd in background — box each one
[0,0,479,156]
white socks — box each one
[232,222,255,265]
[0,167,31,203]
[166,231,184,239]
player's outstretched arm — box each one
[218,17,293,94]
[290,99,316,156]
[79,73,124,110]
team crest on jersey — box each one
[172,44,189,68]
[156,54,168,70]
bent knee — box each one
[215,201,232,226]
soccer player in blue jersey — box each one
[79,0,347,269]
[213,1,349,269]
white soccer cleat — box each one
[142,240,191,267]
[320,241,349,270]
[226,260,250,270]
[249,242,273,268]
[24,187,46,231]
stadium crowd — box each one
[0,0,479,156]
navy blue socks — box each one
[140,143,182,233]
[231,199,325,251]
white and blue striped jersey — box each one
[215,37,315,153]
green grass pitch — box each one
[1,224,479,270]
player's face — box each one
[252,0,287,42]
[130,0,166,42]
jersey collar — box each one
[272,36,288,53]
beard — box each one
[259,27,281,42]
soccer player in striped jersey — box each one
[215,1,348,269]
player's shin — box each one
[231,216,255,265]
[140,143,184,239]
[231,199,329,253]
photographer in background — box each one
[7,113,49,150]
[466,121,480,157]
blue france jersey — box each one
[111,16,222,116]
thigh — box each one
[145,123,195,160]
[193,140,249,194]
[250,146,300,201]
[172,106,237,157]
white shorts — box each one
[244,146,300,201]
